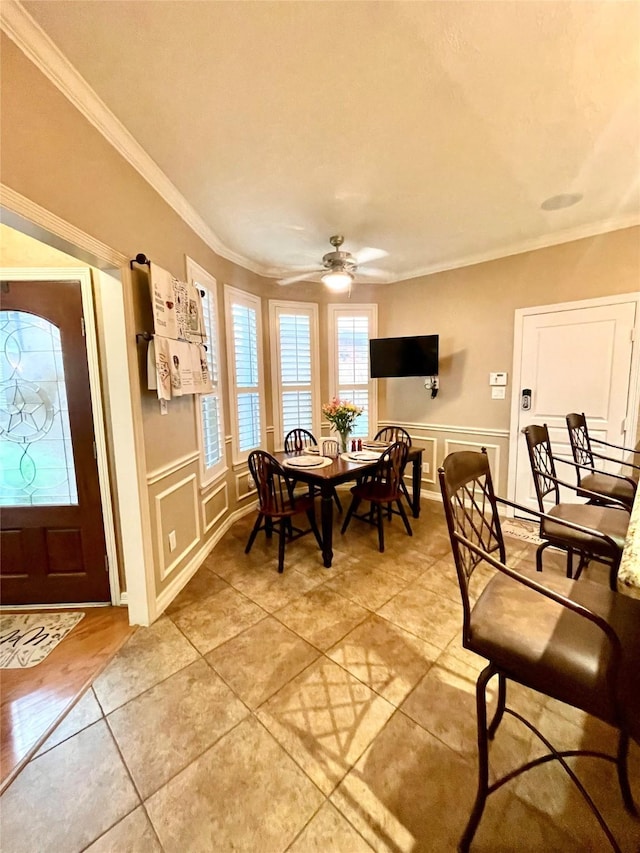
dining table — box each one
[273,444,423,568]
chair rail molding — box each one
[146,451,201,485]
[378,420,510,439]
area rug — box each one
[501,518,543,545]
[0,612,85,669]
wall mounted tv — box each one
[369,334,439,378]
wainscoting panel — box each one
[443,439,501,485]
[202,481,229,534]
[235,469,257,503]
[154,473,200,582]
[377,420,509,496]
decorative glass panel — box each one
[0,311,78,506]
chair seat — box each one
[579,472,635,507]
[542,503,628,556]
[259,494,315,519]
[350,481,398,502]
[469,569,640,741]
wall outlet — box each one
[491,386,506,399]
[422,462,430,475]
[168,530,177,552]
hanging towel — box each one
[149,263,179,339]
[152,335,172,401]
[191,344,213,393]
[174,280,206,343]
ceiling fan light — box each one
[322,270,353,292]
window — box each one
[269,301,320,449]
[327,304,378,438]
[224,286,266,462]
[186,258,226,484]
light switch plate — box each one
[491,386,506,399]
[489,372,508,386]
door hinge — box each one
[631,328,636,342]
[622,418,627,434]
[81,317,86,337]
[105,554,109,573]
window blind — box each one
[336,315,370,437]
[197,283,223,473]
[278,313,313,434]
[232,302,261,452]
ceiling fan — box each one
[277,235,388,291]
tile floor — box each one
[1,500,638,852]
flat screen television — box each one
[369,334,439,378]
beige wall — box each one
[376,227,640,430]
[2,34,638,618]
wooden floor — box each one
[0,606,134,793]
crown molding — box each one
[3,0,638,286]
[1,183,128,268]
[0,0,269,277]
[393,213,640,284]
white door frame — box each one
[0,267,146,618]
[507,292,640,506]
[1,186,153,624]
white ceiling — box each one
[12,1,640,282]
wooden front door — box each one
[0,280,110,604]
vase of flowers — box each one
[322,397,364,453]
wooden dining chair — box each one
[439,448,639,852]
[340,441,412,552]
[566,412,637,508]
[374,425,412,506]
[284,428,316,453]
[523,424,629,590]
[245,450,322,573]
[283,429,342,513]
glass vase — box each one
[337,429,350,454]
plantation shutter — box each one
[232,302,261,452]
[199,287,222,469]
[336,315,370,437]
[279,313,313,435]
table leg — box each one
[412,451,423,518]
[320,483,334,567]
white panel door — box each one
[514,300,637,512]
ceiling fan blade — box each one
[353,246,388,265]
[355,267,389,279]
[277,270,323,286]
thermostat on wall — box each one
[489,372,508,386]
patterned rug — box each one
[501,518,543,545]
[0,612,85,669]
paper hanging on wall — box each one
[149,263,206,343]
[150,336,212,400]
[149,263,179,339]
[150,336,172,401]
